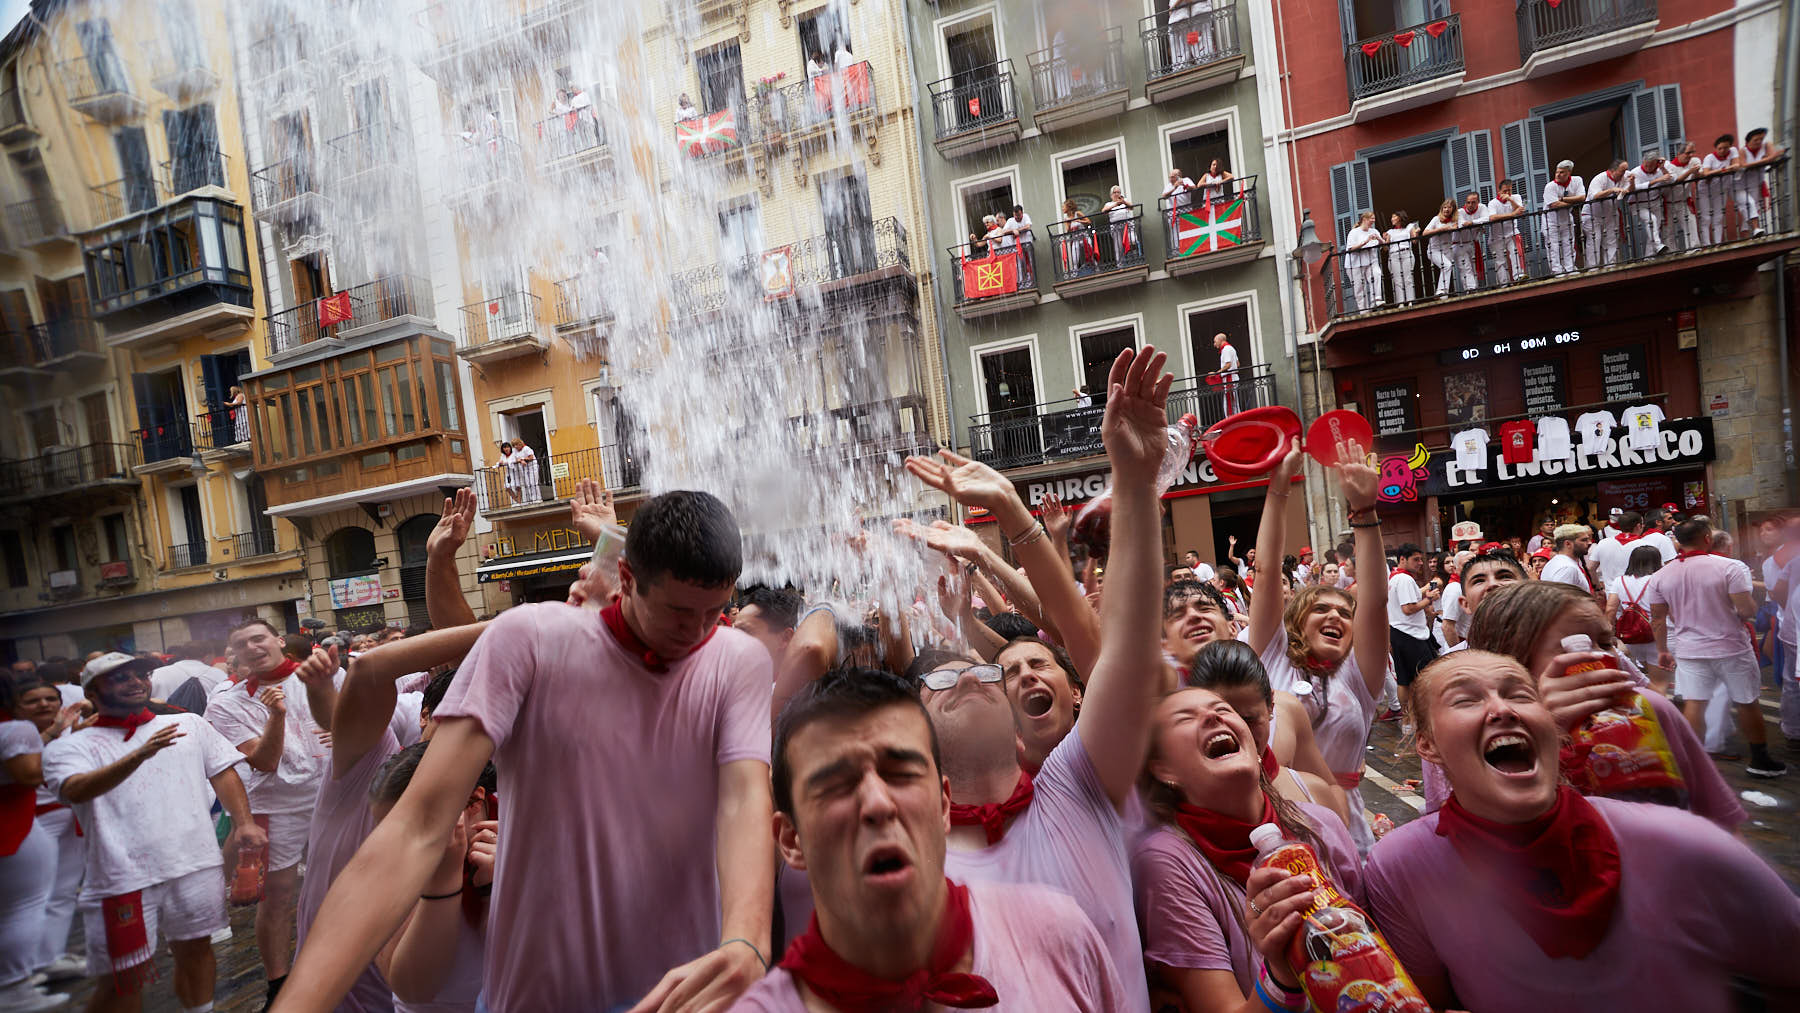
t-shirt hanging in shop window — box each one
[1451,428,1489,471]
[1536,416,1572,459]
[1575,410,1617,454]
[1498,420,1535,464]
[1622,404,1666,450]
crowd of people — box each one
[1339,129,1785,311]
[2,348,1797,1012]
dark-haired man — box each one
[43,653,266,1010]
[1160,579,1234,678]
[208,619,336,1005]
[734,586,803,664]
[1590,510,1644,588]
[1386,543,1440,710]
[996,637,1084,772]
[281,491,775,1012]
[736,667,1126,1010]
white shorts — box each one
[263,810,309,872]
[81,866,227,977]
[1673,652,1762,706]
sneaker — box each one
[34,957,84,983]
[0,981,69,1012]
[1376,708,1402,723]
[1747,757,1788,778]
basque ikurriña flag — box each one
[1174,198,1245,257]
[676,109,739,157]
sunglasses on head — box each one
[920,664,1004,692]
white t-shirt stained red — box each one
[432,602,773,1011]
[204,672,330,815]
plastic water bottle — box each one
[1249,822,1431,1012]
[1071,414,1201,559]
[1156,413,1201,491]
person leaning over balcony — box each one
[1542,160,1587,275]
[1624,151,1672,256]
[1005,205,1036,286]
[1451,191,1486,292]
[1423,199,1461,297]
[1584,160,1631,267]
[1163,169,1198,226]
[1700,134,1739,244]
[228,385,248,444]
[1384,211,1421,304]
[508,438,541,506]
[1485,179,1528,286]
[1663,142,1705,251]
[1197,158,1233,205]
[1167,0,1195,68]
[1061,198,1095,274]
[1102,185,1136,264]
[1735,127,1783,237]
[676,92,698,120]
[1343,211,1385,311]
[1213,333,1241,415]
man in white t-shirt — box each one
[1540,524,1597,594]
[1005,205,1035,287]
[148,642,228,701]
[1624,151,1671,255]
[1542,160,1587,275]
[1214,332,1240,414]
[1590,510,1645,587]
[1585,160,1631,266]
[282,491,775,1011]
[42,653,265,1009]
[1601,506,1624,540]
[1484,179,1527,285]
[1181,548,1216,583]
[1451,191,1486,292]
[1637,506,1679,563]
[1647,518,1784,777]
[1294,546,1314,585]
[1436,550,1471,649]
[1387,543,1440,711]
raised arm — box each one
[1075,346,1175,808]
[1244,443,1304,653]
[330,623,490,778]
[237,687,288,773]
[1335,443,1391,699]
[425,490,479,629]
[772,608,839,723]
[298,646,340,735]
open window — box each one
[956,170,1017,242]
[132,368,191,461]
[1168,122,1232,186]
[1502,84,1681,210]
[1056,142,1125,215]
[1071,319,1138,401]
[798,5,853,68]
[1330,131,1491,241]
[697,40,747,117]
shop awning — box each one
[475,550,592,583]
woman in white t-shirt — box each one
[1384,211,1420,304]
[0,677,54,1006]
[1342,211,1385,311]
[1197,159,1233,205]
[1101,185,1138,266]
[1604,544,1665,669]
[1423,199,1460,297]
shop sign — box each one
[1600,345,1648,402]
[492,525,593,560]
[1426,417,1714,497]
[1596,477,1676,515]
[328,574,382,608]
[967,454,1287,520]
[1520,360,1565,415]
[1372,381,1416,437]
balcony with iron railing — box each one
[0,86,36,142]
[84,196,254,338]
[251,153,327,227]
[192,406,250,454]
[92,151,229,224]
[0,442,140,505]
[1346,13,1464,120]
[8,197,73,247]
[163,149,229,198]
[927,60,1020,158]
[1140,3,1244,103]
[266,273,435,358]
[756,61,878,156]
[457,290,547,365]
[1048,205,1149,297]
[1517,0,1657,77]
[30,314,104,368]
[553,272,613,331]
[447,134,525,220]
[672,216,912,317]
[1316,158,1794,326]
[231,528,280,560]
[948,230,1041,320]
[532,102,607,170]
[133,416,197,472]
[58,52,145,123]
[473,441,643,517]
[1027,28,1128,132]
[1161,176,1265,275]
[166,541,208,570]
[142,37,218,101]
[675,99,758,169]
[968,365,1278,471]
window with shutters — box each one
[1330,131,1491,243]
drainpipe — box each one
[1776,253,1797,503]
[897,12,957,458]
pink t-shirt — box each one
[1365,798,1800,1011]
[295,729,401,1013]
[433,602,772,1010]
[392,916,484,1013]
[942,730,1150,1011]
[1133,802,1361,997]
[729,881,1128,1011]
[1642,554,1755,659]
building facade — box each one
[0,0,308,660]
[902,0,1306,563]
[1252,0,1796,548]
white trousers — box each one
[1735,183,1765,230]
[1488,230,1524,285]
[1666,197,1700,251]
[1428,243,1455,295]
[1347,253,1383,310]
[1632,203,1664,253]
[36,807,84,968]
[1585,209,1621,266]
[1699,179,1729,244]
[1544,212,1578,275]
[0,821,54,986]
[1387,246,1417,303]
[1451,242,1479,291]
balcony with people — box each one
[1317,153,1794,331]
[457,288,548,366]
[1161,172,1265,275]
[191,404,251,456]
[473,441,642,520]
[927,59,1020,158]
[265,273,435,360]
[1345,13,1464,122]
[673,216,912,319]
[83,195,254,345]
[1516,0,1657,78]
[968,364,1277,471]
[1048,198,1148,298]
[1139,2,1244,104]
[755,59,878,157]
[447,125,525,225]
[532,83,608,174]
[1027,27,1128,133]
[948,226,1040,321]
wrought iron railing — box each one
[29,314,102,363]
[328,124,409,179]
[1318,158,1790,321]
[6,198,70,243]
[91,176,164,223]
[1161,176,1261,263]
[459,290,542,348]
[266,273,434,356]
[1028,27,1125,112]
[0,442,139,501]
[947,230,1039,308]
[0,87,29,134]
[1141,4,1242,82]
[167,541,207,569]
[232,528,279,559]
[675,99,757,159]
[192,407,249,452]
[968,366,1277,470]
[1517,0,1657,61]
[251,154,321,212]
[1347,13,1463,102]
[162,149,229,196]
[927,60,1017,140]
[1048,205,1147,284]
[135,416,194,464]
[533,105,606,162]
[756,61,878,153]
[672,217,911,316]
[472,442,642,513]
[554,272,613,326]
[58,52,134,108]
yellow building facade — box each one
[0,0,306,659]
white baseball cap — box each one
[81,651,153,687]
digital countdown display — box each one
[1437,329,1582,365]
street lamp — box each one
[1283,209,1330,552]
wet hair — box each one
[370,741,497,806]
[1466,581,1610,667]
[997,636,1084,694]
[421,669,457,716]
[771,666,939,819]
[1283,585,1356,673]
[281,634,312,662]
[736,585,802,631]
[1187,640,1271,703]
[984,611,1039,642]
[1163,578,1229,620]
[230,618,281,640]
[1616,510,1642,533]
[905,648,974,682]
[1672,518,1713,548]
[624,490,742,589]
[1462,551,1526,583]
[1624,545,1663,579]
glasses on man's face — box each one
[920,664,1003,692]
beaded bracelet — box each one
[1007,523,1046,548]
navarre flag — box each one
[961,248,1019,299]
[1173,198,1246,257]
[317,291,353,327]
[676,109,739,157]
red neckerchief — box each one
[1615,531,1641,545]
[243,658,299,697]
[1260,746,1280,780]
[1390,568,1413,582]
[1436,786,1621,959]
[92,709,156,741]
[1172,796,1280,885]
[949,772,1034,846]
[778,879,998,1011]
[600,601,719,673]
[1674,549,1716,561]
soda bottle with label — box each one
[229,814,270,905]
[1249,823,1431,1012]
[1555,635,1686,806]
